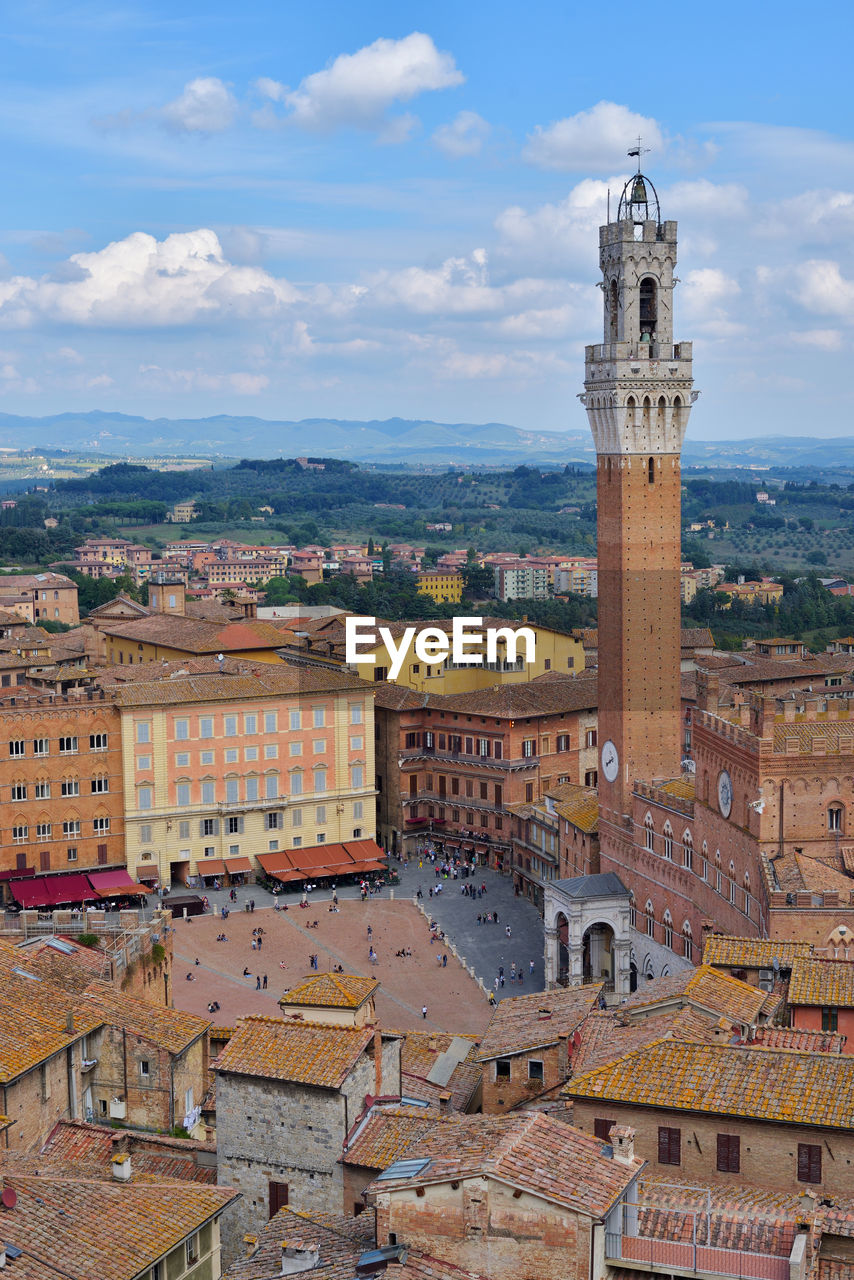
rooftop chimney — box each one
[438,1091,452,1115]
[608,1125,635,1165]
[111,1153,131,1182]
[373,1028,383,1098]
[280,1242,322,1275]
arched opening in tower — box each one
[639,276,657,342]
[609,279,619,342]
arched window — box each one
[663,910,673,949]
[728,861,736,904]
[648,456,655,485]
[662,823,673,860]
[682,921,693,961]
[743,871,751,918]
[645,900,655,939]
[639,276,657,338]
[629,892,637,929]
[609,279,619,342]
[701,840,708,881]
[644,813,654,851]
[828,804,845,833]
[683,830,693,871]
[625,395,636,429]
[673,395,682,433]
[715,850,722,894]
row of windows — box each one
[642,816,754,917]
[136,703,363,745]
[411,775,503,804]
[136,801,365,849]
[9,734,107,757]
[157,736,363,770]
[630,898,695,959]
[139,765,367,809]
[12,818,109,841]
[614,1121,823,1183]
[411,804,504,831]
[8,777,110,800]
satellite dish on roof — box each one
[1,1186,17,1209]
[217,653,224,662]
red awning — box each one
[256,852,297,876]
[0,867,34,881]
[49,874,98,904]
[88,870,153,897]
[9,878,53,908]
[271,868,306,883]
[224,857,252,873]
[136,866,160,881]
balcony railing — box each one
[399,749,536,770]
[605,1231,789,1280]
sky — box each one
[0,0,852,440]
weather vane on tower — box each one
[627,136,650,172]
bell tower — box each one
[581,166,697,845]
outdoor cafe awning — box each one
[224,857,252,873]
[196,858,226,877]
[88,870,153,897]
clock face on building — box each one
[718,769,733,819]
[601,739,620,783]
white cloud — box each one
[161,77,237,134]
[791,259,854,319]
[494,178,616,274]
[254,77,288,103]
[665,179,749,220]
[433,110,489,158]
[365,249,499,315]
[789,328,843,350]
[86,373,114,388]
[680,267,744,339]
[138,364,270,394]
[283,32,463,132]
[0,229,299,328]
[523,102,663,173]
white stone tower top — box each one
[581,168,697,456]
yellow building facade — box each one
[352,618,585,693]
[114,666,376,886]
[416,570,464,604]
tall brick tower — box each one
[582,167,697,850]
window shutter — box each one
[798,1143,821,1184]
[213,819,219,836]
[669,1128,681,1164]
[658,1128,669,1164]
[239,817,244,834]
[199,822,205,837]
[594,1117,615,1141]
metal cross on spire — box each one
[627,136,650,172]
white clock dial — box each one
[601,739,619,784]
[718,769,733,819]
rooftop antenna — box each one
[627,136,650,172]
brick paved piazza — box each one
[170,867,545,1035]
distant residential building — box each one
[714,578,783,607]
[0,572,79,625]
[169,500,199,523]
[426,522,453,533]
[493,560,549,601]
[416,570,463,604]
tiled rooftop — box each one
[478,983,602,1060]
[566,1039,854,1129]
[280,972,379,1010]
[750,1026,846,1054]
[554,786,599,833]
[214,1015,375,1088]
[0,1159,237,1280]
[343,1106,455,1169]
[702,935,814,969]
[789,957,854,1008]
[365,1112,641,1218]
[395,1029,481,1112]
[659,776,696,801]
[222,1207,375,1280]
[619,964,765,1026]
[41,1120,217,1184]
[78,982,210,1055]
[571,1006,721,1076]
[110,661,366,706]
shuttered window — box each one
[658,1127,681,1166]
[716,1134,740,1173]
[797,1143,821,1184]
[594,1117,616,1141]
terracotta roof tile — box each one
[365,1112,641,1218]
[570,1007,721,1076]
[566,1040,854,1129]
[394,1029,481,1112]
[554,786,599,833]
[751,1026,846,1053]
[343,1106,455,1170]
[280,973,379,1010]
[111,662,367,706]
[478,984,602,1060]
[78,982,210,1054]
[223,1207,375,1280]
[617,965,765,1026]
[41,1120,217,1184]
[789,957,854,1008]
[0,1159,237,1280]
[215,1015,374,1088]
[702,936,814,969]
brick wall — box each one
[375,1178,594,1280]
[572,1098,854,1197]
[3,1045,85,1150]
[481,1040,566,1115]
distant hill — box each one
[0,410,852,469]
